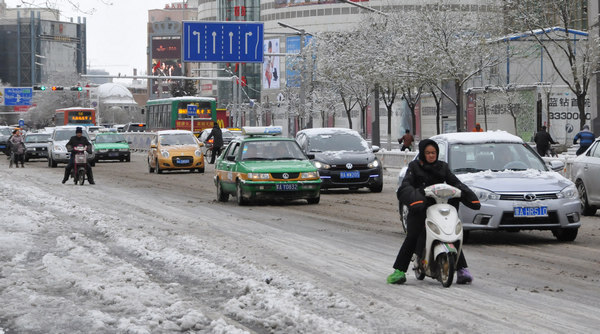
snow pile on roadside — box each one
[0,170,366,333]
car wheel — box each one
[399,204,408,233]
[217,178,229,202]
[236,180,247,205]
[307,196,320,204]
[197,167,205,173]
[50,156,57,168]
[369,182,383,193]
[577,180,597,216]
[125,156,131,162]
[24,157,29,162]
[148,158,155,173]
[552,228,578,242]
[155,159,162,174]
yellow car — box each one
[147,130,205,173]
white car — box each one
[47,126,95,167]
[570,136,600,216]
[398,131,581,241]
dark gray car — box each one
[295,128,383,192]
[24,132,51,161]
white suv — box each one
[47,126,95,167]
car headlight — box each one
[195,149,203,157]
[470,186,500,202]
[557,184,578,199]
[313,161,330,169]
[161,150,170,158]
[247,173,270,180]
[54,145,65,152]
[98,149,108,153]
[368,159,380,168]
[119,148,129,152]
[301,171,319,179]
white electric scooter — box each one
[412,183,463,287]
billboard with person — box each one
[263,38,280,89]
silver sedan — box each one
[398,131,581,241]
[571,137,600,216]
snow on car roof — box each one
[431,130,524,144]
[298,127,360,136]
[156,130,193,135]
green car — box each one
[214,126,321,205]
[93,132,131,162]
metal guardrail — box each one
[124,132,579,182]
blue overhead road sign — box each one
[2,87,33,106]
[183,21,264,63]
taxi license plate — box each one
[514,206,548,217]
[109,152,119,157]
[276,184,298,191]
[0,145,5,149]
[340,171,360,179]
[177,159,190,164]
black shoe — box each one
[88,180,95,185]
[62,179,67,184]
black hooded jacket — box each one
[397,139,481,212]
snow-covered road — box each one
[1,156,600,333]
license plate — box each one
[276,183,298,191]
[177,159,190,164]
[109,152,119,157]
[514,206,548,217]
[340,171,360,179]
[0,145,5,149]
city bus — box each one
[145,97,218,135]
[55,107,96,126]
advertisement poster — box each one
[263,38,280,89]
[151,37,182,96]
[285,35,313,88]
[546,91,591,145]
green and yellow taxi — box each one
[214,126,321,205]
[93,131,131,162]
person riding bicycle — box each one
[62,127,95,184]
[388,138,481,285]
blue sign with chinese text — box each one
[187,105,198,116]
[2,87,33,106]
[183,21,264,63]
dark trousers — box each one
[64,156,94,181]
[536,146,548,157]
[393,210,467,272]
[209,146,222,164]
[576,145,590,156]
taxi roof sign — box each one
[242,126,282,136]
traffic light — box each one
[33,85,47,91]
[51,86,64,91]
[70,86,83,91]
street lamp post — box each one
[337,0,387,147]
[277,21,313,135]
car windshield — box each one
[54,129,89,141]
[242,140,306,161]
[307,132,370,152]
[0,128,12,136]
[159,133,197,146]
[95,133,126,144]
[448,142,547,173]
[25,134,51,143]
